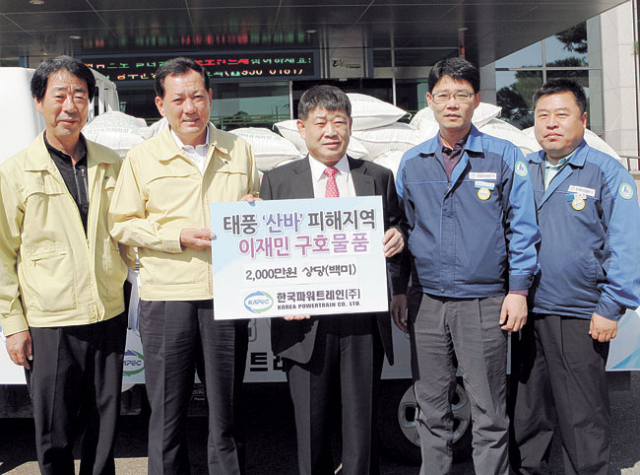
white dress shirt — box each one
[170,127,210,175]
[308,154,356,198]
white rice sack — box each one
[229,127,302,172]
[583,129,621,160]
[410,102,501,133]
[480,119,542,156]
[144,117,169,139]
[347,93,407,131]
[275,157,304,168]
[83,111,147,158]
[273,119,369,159]
[409,107,435,131]
[345,137,369,159]
[373,150,405,179]
[353,123,422,161]
[408,107,440,141]
[471,102,502,128]
[523,127,621,161]
[273,120,306,154]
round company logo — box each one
[515,161,528,177]
[122,349,145,377]
[477,187,491,201]
[572,197,586,211]
[619,183,634,200]
[244,291,274,314]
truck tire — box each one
[379,379,472,464]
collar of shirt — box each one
[438,133,468,180]
[438,133,468,155]
[308,154,350,183]
[544,149,575,171]
[44,133,88,167]
[308,154,355,198]
[170,127,210,175]
[543,150,575,190]
[43,133,89,232]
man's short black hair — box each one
[154,57,210,98]
[31,55,96,102]
[428,57,480,93]
[533,79,587,114]
[298,85,351,121]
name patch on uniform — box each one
[474,181,495,190]
[567,185,596,198]
[469,172,497,181]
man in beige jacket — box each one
[0,56,130,475]
[109,57,260,475]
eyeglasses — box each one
[431,91,475,104]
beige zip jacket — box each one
[0,133,130,337]
[109,124,260,301]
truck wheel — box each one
[379,379,472,463]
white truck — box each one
[1,66,639,463]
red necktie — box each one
[324,167,340,198]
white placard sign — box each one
[210,197,388,320]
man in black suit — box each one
[260,85,404,475]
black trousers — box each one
[26,313,127,475]
[284,314,384,475]
[510,314,611,475]
[140,300,248,475]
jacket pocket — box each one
[208,170,250,202]
[583,250,601,288]
[104,175,117,202]
[21,244,77,313]
[98,239,127,302]
[146,172,199,216]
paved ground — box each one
[1,373,639,474]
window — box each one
[211,82,290,130]
[495,20,603,134]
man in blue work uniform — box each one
[510,79,640,475]
[390,57,540,475]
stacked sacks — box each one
[259,95,414,172]
[85,97,624,180]
[229,127,302,172]
[347,93,407,130]
[145,116,169,138]
[242,95,629,180]
[353,123,422,161]
[373,150,405,179]
[82,111,149,158]
[346,95,421,162]
[271,98,505,178]
[479,119,542,156]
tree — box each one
[496,71,541,129]
[496,21,589,129]
[555,22,588,54]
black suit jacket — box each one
[260,156,402,366]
